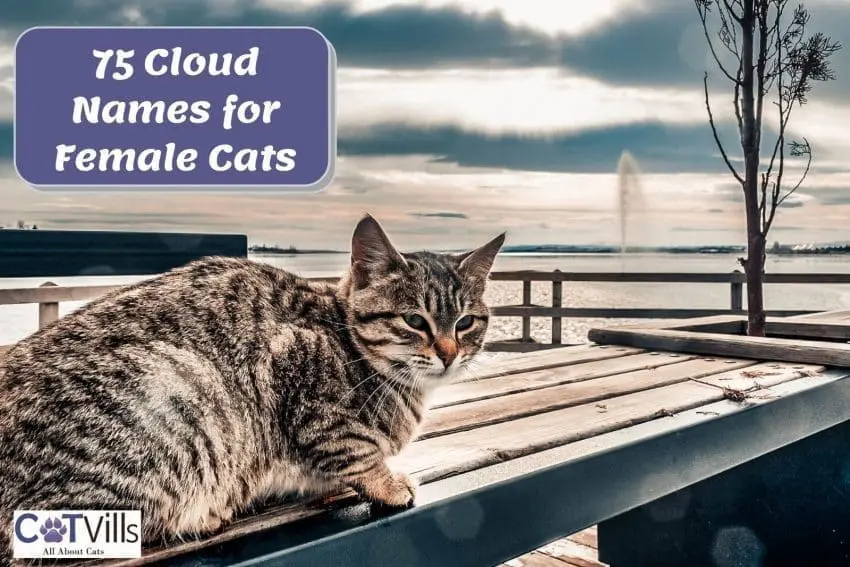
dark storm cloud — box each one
[338,121,743,174]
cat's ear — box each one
[458,232,505,284]
[350,214,406,287]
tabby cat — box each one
[0,215,504,562]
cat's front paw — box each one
[361,471,417,509]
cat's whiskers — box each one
[316,316,358,332]
[340,369,382,401]
[371,368,405,424]
[342,356,369,368]
[457,357,486,382]
[387,371,407,442]
[354,376,393,419]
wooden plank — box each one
[399,363,832,483]
[614,315,746,332]
[0,284,123,305]
[538,540,605,567]
[491,307,810,319]
[420,357,755,439]
[486,342,576,353]
[522,280,532,342]
[608,316,850,340]
[588,326,850,367]
[730,278,743,311]
[431,352,692,408]
[506,551,577,566]
[787,309,850,322]
[567,528,598,550]
[765,320,850,341]
[552,278,563,345]
[487,271,850,284]
[466,345,641,382]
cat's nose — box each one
[434,337,458,368]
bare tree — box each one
[694,0,840,336]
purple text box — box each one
[14,27,336,191]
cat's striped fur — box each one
[0,215,504,563]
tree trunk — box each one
[740,0,766,337]
[745,206,766,336]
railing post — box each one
[521,279,532,343]
[38,281,59,329]
[551,270,563,345]
[730,270,743,312]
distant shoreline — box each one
[247,249,850,257]
[249,250,346,255]
[249,243,850,256]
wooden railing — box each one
[2,270,850,354]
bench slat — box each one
[469,345,640,381]
[432,351,692,408]
[420,357,756,439]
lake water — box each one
[2,253,849,346]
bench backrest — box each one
[0,229,248,278]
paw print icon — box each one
[40,517,68,543]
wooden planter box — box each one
[588,313,850,367]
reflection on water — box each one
[2,253,850,345]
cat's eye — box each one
[402,314,430,333]
[455,315,475,331]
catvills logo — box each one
[12,510,142,559]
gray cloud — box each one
[717,182,850,207]
[671,226,736,232]
[0,122,10,161]
[410,211,469,219]
[4,0,843,95]
[2,0,554,69]
[800,185,850,205]
[338,121,743,174]
[0,118,750,175]
[557,1,847,95]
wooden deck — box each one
[107,338,850,566]
[506,527,605,566]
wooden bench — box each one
[73,318,850,567]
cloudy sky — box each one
[0,0,848,250]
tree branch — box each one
[733,66,744,132]
[696,0,743,83]
[703,73,744,184]
[754,4,770,149]
[765,141,811,234]
[723,0,744,23]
